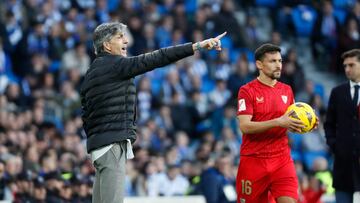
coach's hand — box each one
[193,32,227,51]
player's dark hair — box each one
[255,43,281,61]
[341,49,360,62]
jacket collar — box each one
[96,52,125,58]
[349,80,360,89]
[96,52,111,57]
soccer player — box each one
[236,43,305,203]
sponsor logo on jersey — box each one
[256,96,264,103]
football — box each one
[285,102,317,134]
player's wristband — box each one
[196,42,202,51]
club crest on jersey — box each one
[281,95,288,104]
[256,96,264,103]
[240,198,246,203]
[238,99,246,111]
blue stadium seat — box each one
[291,5,317,37]
[231,48,255,64]
[148,69,168,96]
[333,8,347,25]
[1,54,19,83]
[291,150,302,162]
[289,132,303,161]
[303,151,328,170]
[108,0,120,12]
[49,60,61,73]
[206,35,234,62]
[332,0,356,9]
[256,0,278,7]
[202,75,216,93]
[289,132,303,152]
[242,48,255,63]
[185,0,197,14]
[314,82,325,101]
[230,49,240,64]
[220,36,234,50]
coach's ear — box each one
[103,41,111,52]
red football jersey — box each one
[237,79,294,158]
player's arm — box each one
[237,111,304,134]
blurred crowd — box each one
[0,0,357,202]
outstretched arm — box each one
[114,32,227,79]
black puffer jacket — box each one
[81,43,194,152]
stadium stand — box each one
[1,0,355,202]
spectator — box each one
[338,18,360,53]
[199,154,236,203]
[23,145,40,173]
[344,0,360,30]
[30,177,47,203]
[170,91,197,137]
[61,41,90,76]
[136,76,154,124]
[157,164,190,196]
[280,49,305,95]
[174,131,193,161]
[208,79,231,108]
[161,68,186,105]
[4,155,23,178]
[311,0,341,71]
[59,81,80,121]
[298,174,326,203]
[227,54,253,100]
[0,11,22,54]
[14,171,33,202]
[188,51,209,80]
[155,104,175,135]
[312,157,334,195]
[26,19,49,56]
[270,31,291,56]
[213,0,246,47]
[141,23,159,53]
[47,22,67,62]
[337,18,360,73]
[0,160,5,200]
[213,49,232,80]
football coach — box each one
[80,22,226,203]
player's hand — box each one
[277,110,305,133]
[194,32,227,51]
[310,116,320,131]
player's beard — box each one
[272,72,281,79]
[265,71,281,80]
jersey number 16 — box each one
[241,180,252,195]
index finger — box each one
[215,32,227,40]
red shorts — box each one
[236,155,298,203]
